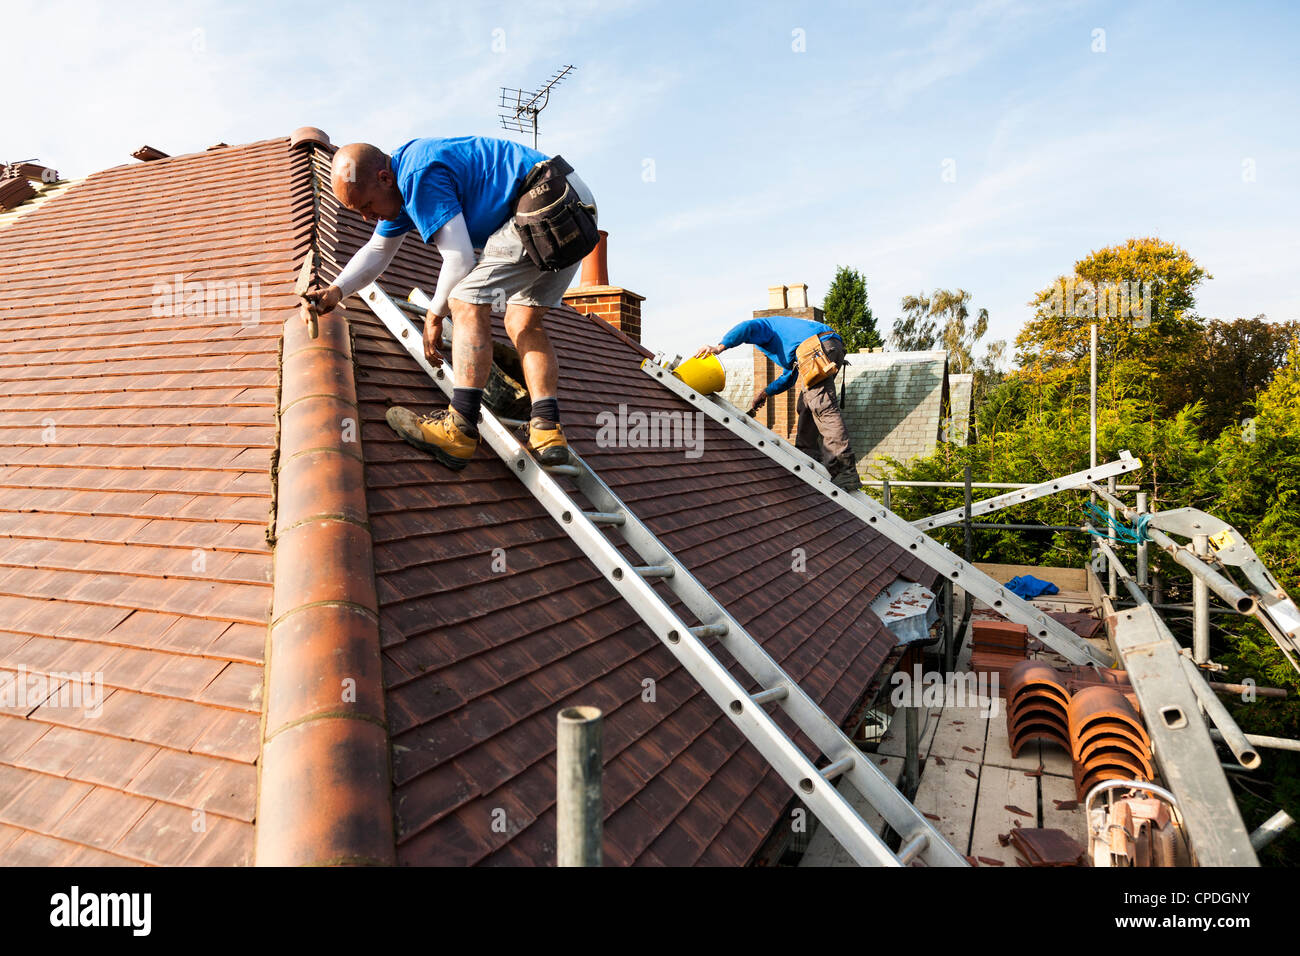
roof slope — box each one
[841,351,949,478]
[319,169,938,865]
[0,140,300,864]
[0,135,938,866]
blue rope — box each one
[1084,502,1149,545]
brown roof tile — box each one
[0,138,292,864]
[1,131,940,866]
[308,155,938,864]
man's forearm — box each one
[333,230,404,298]
[426,213,478,318]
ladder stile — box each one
[639,358,1112,669]
[361,282,967,867]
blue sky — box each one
[6,0,1298,360]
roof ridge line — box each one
[253,142,395,866]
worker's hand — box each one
[423,310,445,367]
[748,392,768,415]
[694,344,723,359]
[306,283,343,314]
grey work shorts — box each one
[450,171,598,310]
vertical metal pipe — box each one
[1153,571,1164,608]
[1090,323,1098,572]
[1136,491,1149,589]
[962,465,973,564]
[903,706,920,799]
[942,578,955,673]
[882,477,891,511]
[1250,810,1294,851]
[1090,324,1098,470]
[1193,533,1210,664]
[1107,476,1118,599]
[557,706,603,866]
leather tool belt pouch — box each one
[795,334,838,389]
[512,155,600,272]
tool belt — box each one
[511,155,599,272]
[794,333,839,389]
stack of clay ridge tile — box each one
[1007,660,1071,757]
[0,173,36,211]
[1068,684,1154,800]
[971,620,1028,690]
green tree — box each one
[822,266,881,353]
[1165,317,1300,436]
[891,293,939,350]
[891,289,992,374]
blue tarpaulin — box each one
[1005,574,1059,599]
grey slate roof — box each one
[839,351,949,478]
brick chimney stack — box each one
[749,283,825,440]
[563,230,646,343]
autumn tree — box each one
[1015,237,1209,402]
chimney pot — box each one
[578,230,610,287]
[767,285,788,309]
[786,283,809,309]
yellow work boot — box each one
[386,406,478,471]
[526,418,569,465]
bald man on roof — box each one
[310,138,598,470]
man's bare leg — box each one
[502,302,568,463]
[449,297,494,390]
[503,303,559,401]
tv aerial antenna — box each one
[499,65,574,149]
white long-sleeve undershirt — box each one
[332,213,477,318]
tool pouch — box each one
[795,334,838,389]
[512,155,600,272]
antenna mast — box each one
[499,64,574,149]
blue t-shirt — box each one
[721,315,841,395]
[376,136,548,247]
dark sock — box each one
[531,397,559,425]
[451,388,482,433]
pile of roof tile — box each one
[1009,827,1087,866]
[1069,684,1154,800]
[0,172,36,211]
[970,620,1028,689]
[1007,660,1071,757]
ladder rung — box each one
[497,416,527,428]
[896,831,930,865]
[691,623,729,640]
[820,755,855,780]
[584,511,625,527]
[634,565,675,579]
[544,464,581,477]
[749,685,788,706]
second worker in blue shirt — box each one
[696,315,860,491]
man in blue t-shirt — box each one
[310,137,598,471]
[696,315,859,490]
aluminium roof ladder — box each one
[640,357,1115,669]
[359,282,967,867]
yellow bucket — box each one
[673,353,726,395]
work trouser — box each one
[794,336,855,468]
